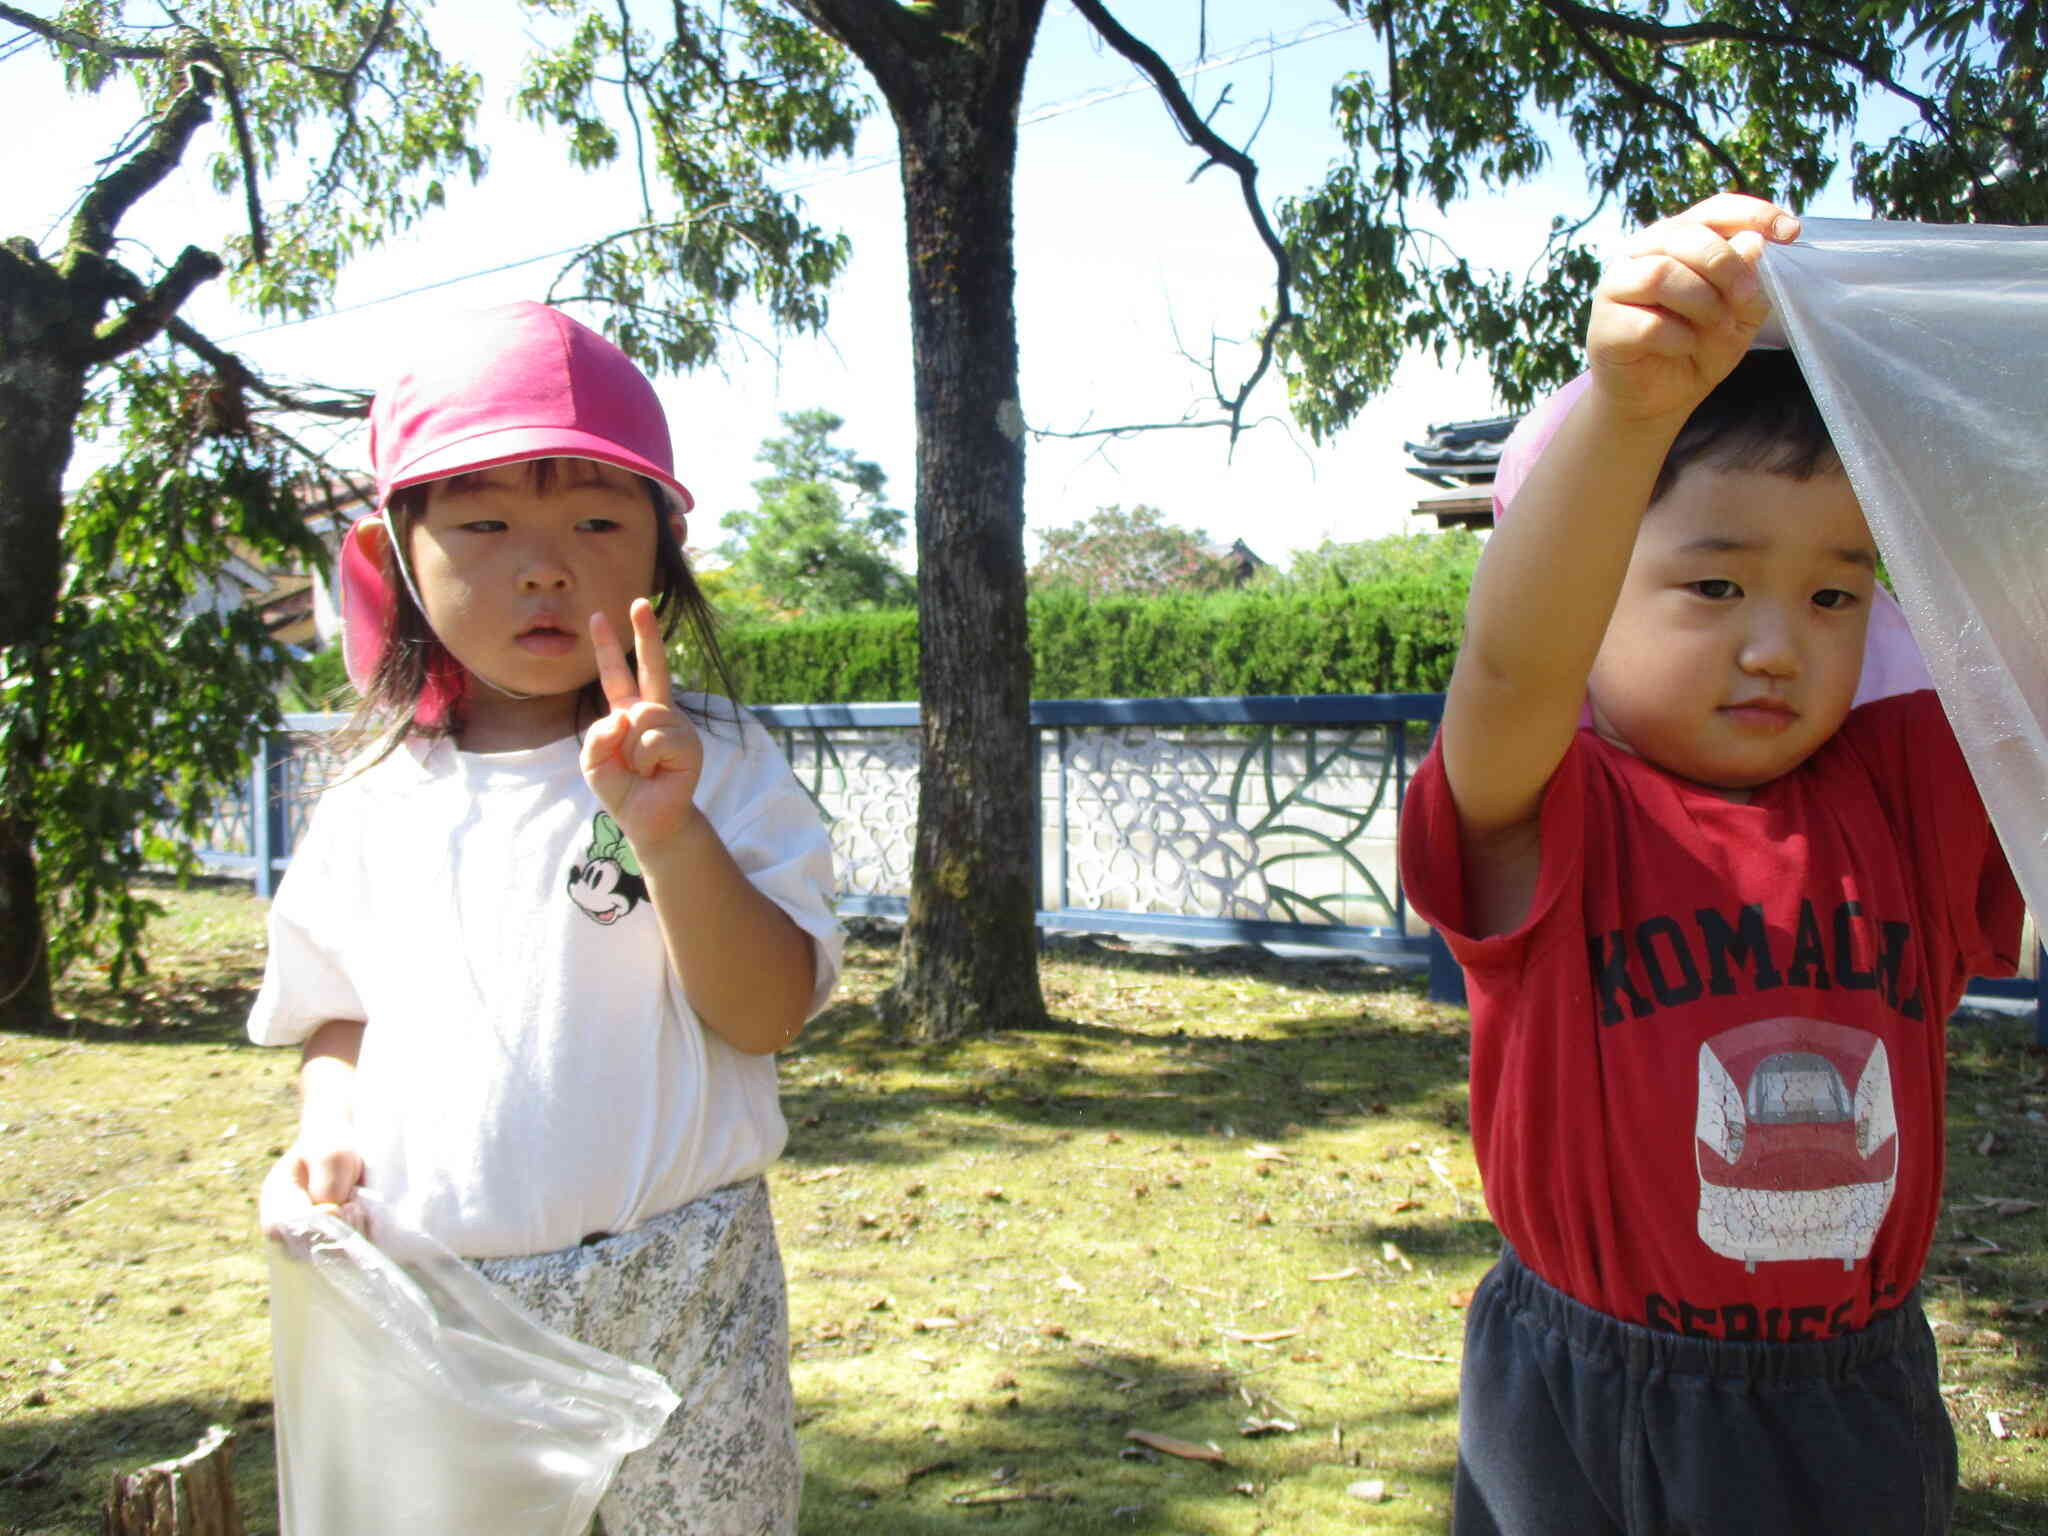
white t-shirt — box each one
[247,698,843,1259]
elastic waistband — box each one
[1491,1245,1927,1384]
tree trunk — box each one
[811,2,1050,1041]
[0,238,92,1033]
[102,1425,245,1536]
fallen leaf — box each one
[1239,1416,1299,1437]
[1054,1273,1086,1296]
[1125,1430,1225,1465]
[1224,1327,1301,1344]
[866,1296,892,1312]
[792,1165,847,1184]
[1989,1410,2010,1440]
[1308,1267,1364,1282]
[948,1488,1059,1507]
[1381,1241,1414,1272]
[913,1317,963,1332]
[1954,1233,2005,1257]
[1246,1144,1291,1163]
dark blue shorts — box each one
[1454,1246,1956,1536]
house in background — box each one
[1404,414,1517,530]
[1208,537,1268,586]
[183,473,372,654]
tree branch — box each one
[161,318,371,419]
[1547,3,1750,189]
[1534,0,1970,160]
[1068,0,1290,443]
[781,0,944,99]
[618,0,655,221]
[79,245,223,364]
[67,54,218,262]
[214,61,268,267]
[0,1,166,61]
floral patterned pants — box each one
[471,1177,799,1536]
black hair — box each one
[340,459,742,765]
[1650,350,1842,504]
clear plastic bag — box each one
[1758,219,2048,925]
[266,1198,680,1535]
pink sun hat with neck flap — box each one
[1489,360,1932,715]
[337,301,695,721]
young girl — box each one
[250,300,842,1535]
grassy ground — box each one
[2,880,2046,1533]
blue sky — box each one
[3,1,1894,564]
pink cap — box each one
[339,302,692,719]
[369,300,693,516]
[1489,370,1929,711]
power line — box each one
[215,13,1367,345]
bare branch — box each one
[67,55,217,262]
[79,244,223,363]
[1032,416,1249,440]
[1068,0,1291,443]
[619,0,655,221]
[216,62,268,266]
[163,317,370,419]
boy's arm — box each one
[1440,195,1795,937]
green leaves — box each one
[515,0,868,376]
[7,354,324,987]
[26,1,486,318]
[1027,505,1236,602]
[717,410,915,616]
[1284,1,2047,437]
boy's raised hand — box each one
[1587,192,1799,425]
[582,598,705,849]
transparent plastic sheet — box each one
[1757,219,2048,925]
[266,1197,680,1535]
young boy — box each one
[1400,194,2022,1535]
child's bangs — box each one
[437,457,642,496]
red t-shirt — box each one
[1402,690,2021,1338]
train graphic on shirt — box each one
[1693,1017,1898,1272]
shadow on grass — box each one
[779,995,1471,1174]
[0,1395,277,1536]
[794,1346,1463,1535]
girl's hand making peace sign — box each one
[581,598,705,851]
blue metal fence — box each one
[193,696,2044,1029]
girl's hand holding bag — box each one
[266,1193,679,1535]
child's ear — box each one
[353,513,393,568]
[668,510,688,549]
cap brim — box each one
[384,425,694,515]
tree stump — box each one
[102,1424,245,1536]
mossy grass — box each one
[4,881,2046,1532]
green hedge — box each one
[717,573,1470,705]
